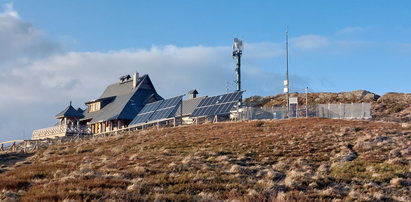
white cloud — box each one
[336,26,367,35]
[0,3,19,18]
[0,3,62,65]
[291,35,330,51]
[244,42,283,59]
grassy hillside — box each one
[1,118,410,201]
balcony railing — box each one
[32,125,91,140]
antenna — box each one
[305,87,308,118]
[284,27,290,118]
[232,38,243,106]
[225,81,230,93]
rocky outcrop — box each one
[373,93,411,122]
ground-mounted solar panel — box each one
[148,95,183,122]
[130,100,164,125]
[190,91,243,117]
[138,100,164,114]
[131,95,184,125]
[214,102,237,115]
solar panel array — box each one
[130,95,183,125]
[190,91,243,117]
[148,96,182,122]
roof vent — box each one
[119,75,131,83]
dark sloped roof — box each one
[100,77,144,98]
[81,74,162,124]
[77,108,84,114]
[56,105,84,119]
[176,96,207,116]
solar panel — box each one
[130,100,164,125]
[148,95,183,122]
[130,95,184,125]
[190,91,243,117]
[138,100,164,114]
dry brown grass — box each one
[1,118,410,201]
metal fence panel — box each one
[239,103,371,121]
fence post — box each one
[327,103,330,118]
[23,141,26,153]
[361,102,364,119]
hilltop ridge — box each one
[1,118,410,201]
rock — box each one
[266,170,284,181]
[390,178,410,186]
[229,165,242,173]
[181,156,194,164]
[247,189,258,196]
[348,190,361,199]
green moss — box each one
[330,160,408,183]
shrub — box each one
[0,177,30,190]
[253,121,264,128]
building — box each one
[175,90,206,125]
[32,72,163,139]
[32,103,88,140]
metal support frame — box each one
[180,99,183,125]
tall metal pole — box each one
[305,87,308,118]
[233,38,243,106]
[285,29,289,118]
[236,54,241,92]
[236,52,242,106]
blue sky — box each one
[0,0,410,141]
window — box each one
[88,102,101,112]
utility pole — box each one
[305,87,308,118]
[284,28,290,118]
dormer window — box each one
[88,102,101,112]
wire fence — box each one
[238,103,372,120]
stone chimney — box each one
[133,71,139,89]
[188,89,198,99]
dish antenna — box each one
[232,38,243,106]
